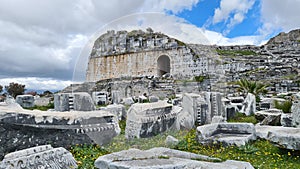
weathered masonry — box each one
[86,30,213,81]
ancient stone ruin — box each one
[0,145,77,169]
[0,102,120,160]
[94,147,254,169]
[125,101,177,139]
[197,123,256,147]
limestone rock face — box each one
[197,123,256,147]
[94,147,254,169]
[256,125,300,150]
[0,145,77,169]
[267,29,300,44]
[0,103,120,160]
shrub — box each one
[274,100,292,113]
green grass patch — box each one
[228,112,258,124]
[175,129,300,169]
[69,144,109,169]
[24,102,54,111]
[69,125,300,169]
[216,49,257,56]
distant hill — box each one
[267,29,300,44]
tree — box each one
[5,82,26,98]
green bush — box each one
[274,100,292,113]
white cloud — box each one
[203,29,264,46]
[212,0,255,34]
[259,0,300,36]
[0,77,72,91]
[0,0,203,90]
[142,0,199,13]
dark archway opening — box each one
[157,55,170,76]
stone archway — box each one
[157,55,170,76]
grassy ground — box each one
[69,127,300,169]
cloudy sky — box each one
[0,0,299,91]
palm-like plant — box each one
[235,78,268,96]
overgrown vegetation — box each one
[5,82,26,98]
[175,129,300,169]
[227,112,258,124]
[216,49,257,56]
[274,100,292,113]
[69,121,300,169]
[194,75,207,83]
[24,102,54,111]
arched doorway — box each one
[157,55,170,76]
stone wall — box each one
[86,47,199,81]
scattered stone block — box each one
[0,145,77,169]
[180,93,208,129]
[292,102,300,127]
[281,113,293,127]
[197,123,256,146]
[54,92,95,111]
[101,104,126,120]
[255,109,282,126]
[241,93,256,116]
[165,135,179,147]
[211,116,225,123]
[0,103,120,160]
[92,91,108,105]
[94,147,254,169]
[256,125,300,150]
[149,95,159,103]
[122,97,134,106]
[16,95,35,108]
[125,101,177,139]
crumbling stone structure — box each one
[0,103,120,160]
[125,101,177,139]
[0,145,77,169]
[86,30,220,82]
